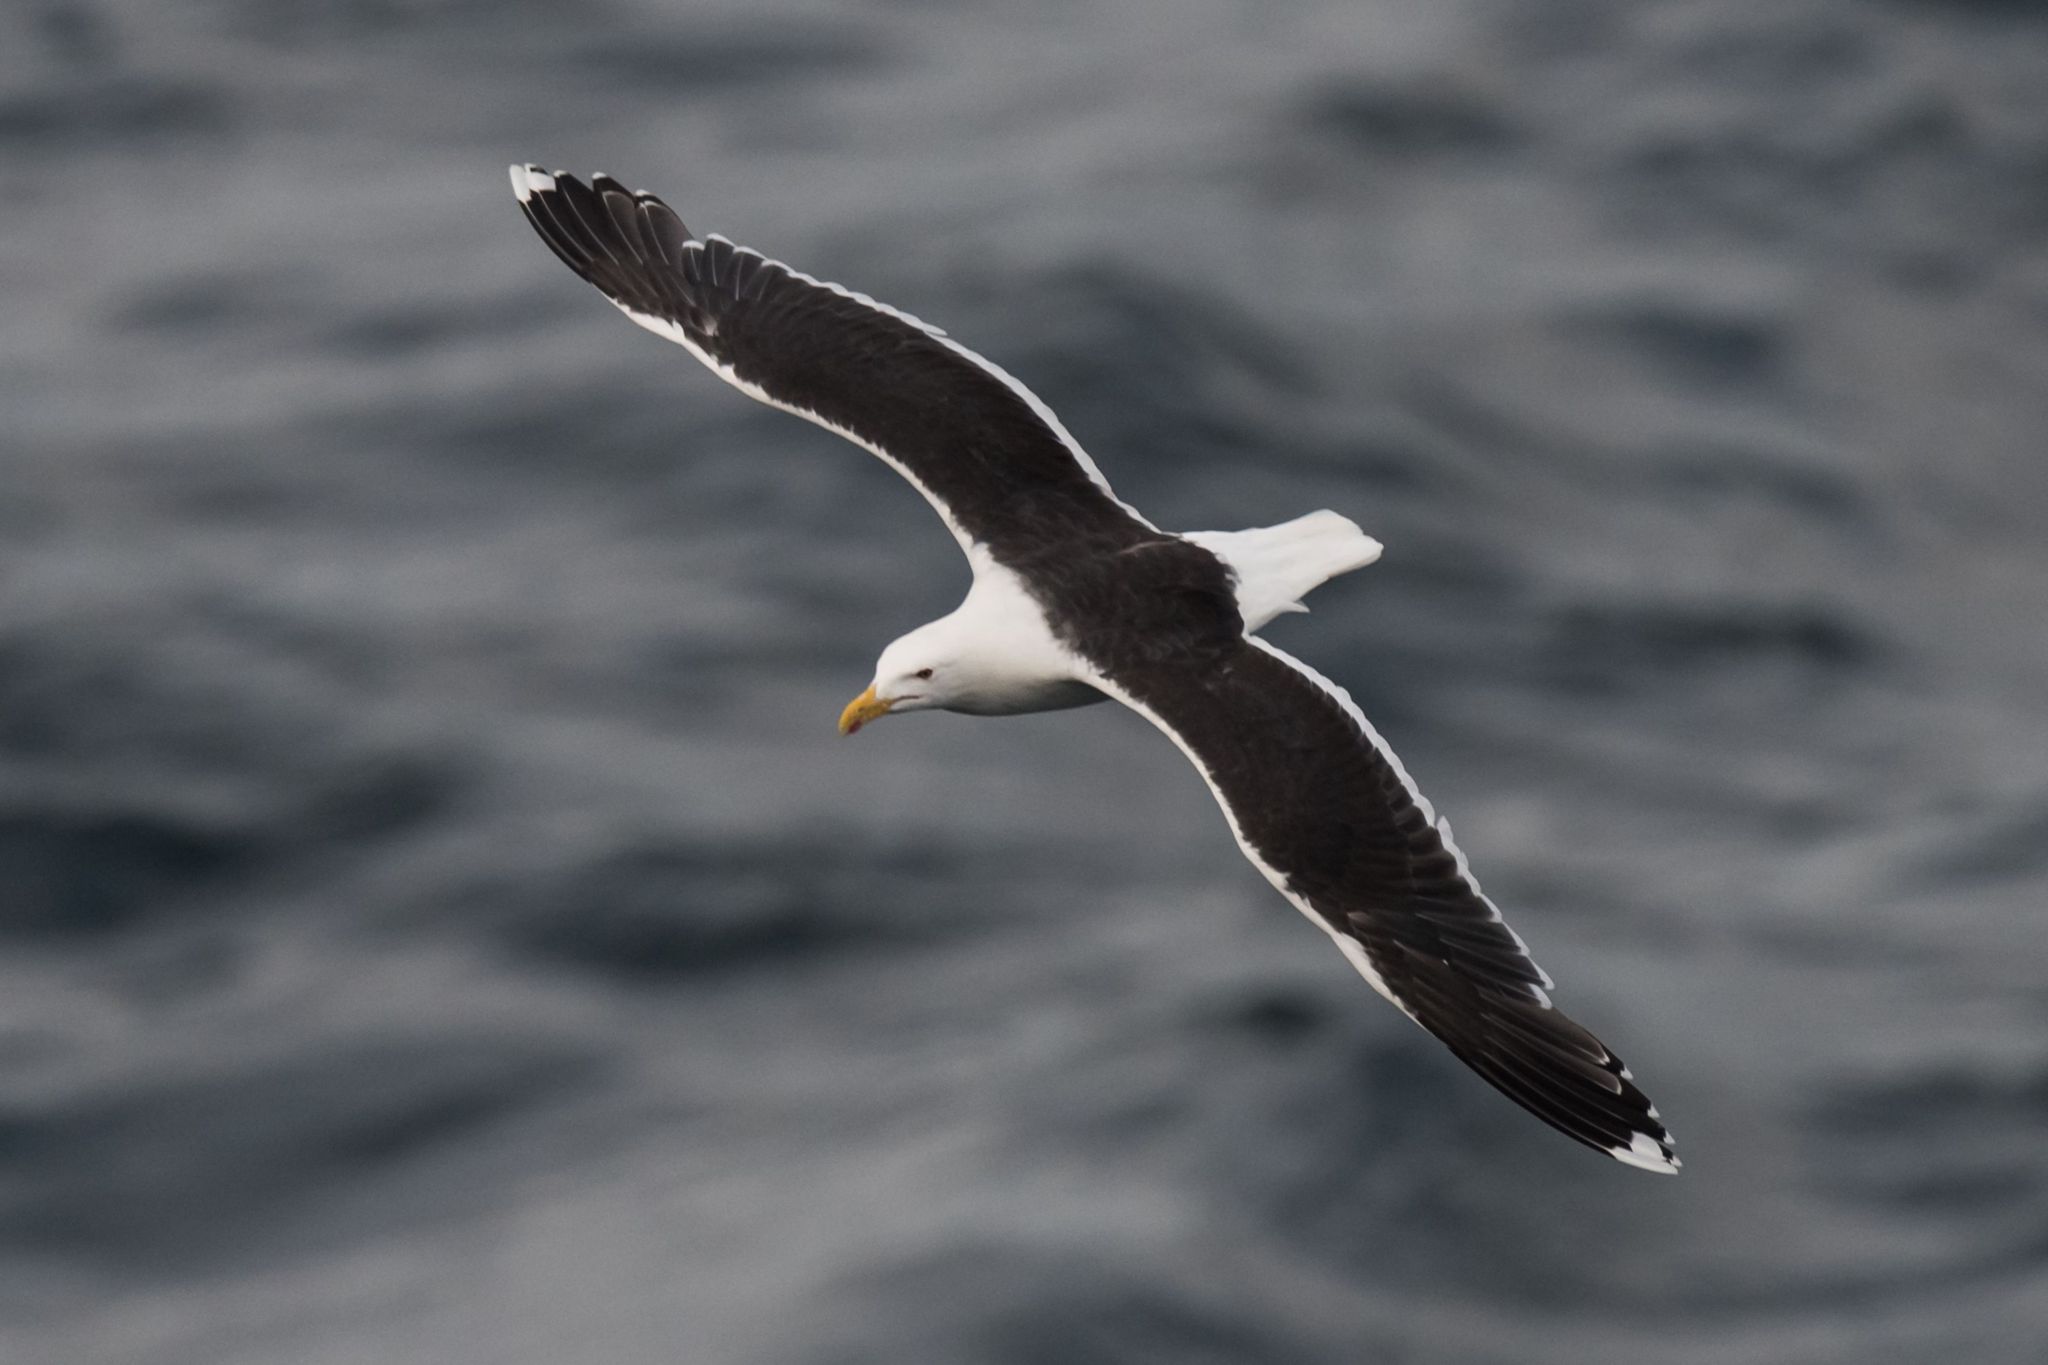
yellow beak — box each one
[838,685,895,736]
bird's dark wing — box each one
[511,165,1153,560]
[1084,634,1679,1172]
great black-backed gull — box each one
[510,164,1679,1173]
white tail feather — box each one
[1184,510,1382,633]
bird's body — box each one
[512,165,1680,1173]
[870,510,1381,721]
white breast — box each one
[943,552,1106,716]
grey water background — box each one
[5,0,2047,1360]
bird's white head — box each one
[838,621,971,735]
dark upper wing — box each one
[1084,634,1679,1172]
[510,165,1153,558]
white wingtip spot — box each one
[510,164,554,202]
[1610,1131,1680,1174]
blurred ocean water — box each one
[5,0,2048,1361]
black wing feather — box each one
[512,165,1147,559]
[1087,636,1678,1171]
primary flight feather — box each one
[511,164,1678,1173]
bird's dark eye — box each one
[915,667,934,680]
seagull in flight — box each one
[511,164,1678,1172]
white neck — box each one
[902,561,1100,717]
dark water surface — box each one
[7,1,2048,1361]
